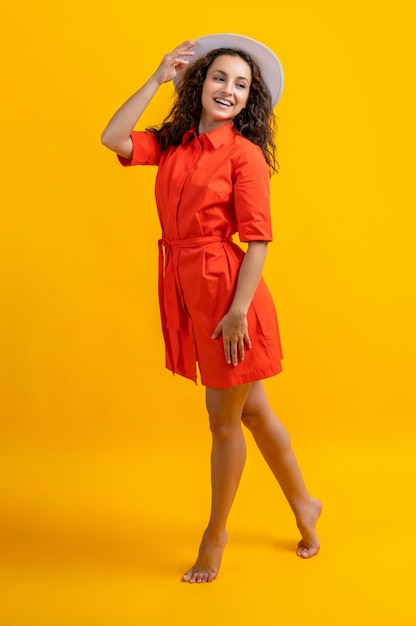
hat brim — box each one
[173,33,284,107]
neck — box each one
[198,117,231,135]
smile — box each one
[214,98,232,107]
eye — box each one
[213,75,224,81]
[236,83,246,89]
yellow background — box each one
[1,1,415,624]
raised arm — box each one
[101,40,195,159]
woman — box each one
[101,35,322,584]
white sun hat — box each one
[174,33,284,107]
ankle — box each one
[203,527,228,544]
[291,495,316,518]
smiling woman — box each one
[199,56,251,133]
[101,34,321,584]
[147,43,279,172]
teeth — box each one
[215,98,231,106]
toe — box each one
[298,544,320,559]
[183,569,198,583]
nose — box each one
[221,80,233,95]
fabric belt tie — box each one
[157,235,230,335]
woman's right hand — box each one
[101,40,195,157]
[152,40,195,85]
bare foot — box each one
[182,529,228,584]
[295,498,322,559]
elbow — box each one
[101,129,132,159]
[101,128,132,160]
[101,126,122,152]
[101,128,113,150]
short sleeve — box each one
[117,130,162,167]
[233,142,273,242]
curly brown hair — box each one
[147,48,279,173]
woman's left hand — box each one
[212,309,252,366]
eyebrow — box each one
[211,69,250,82]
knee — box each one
[242,407,292,450]
[241,407,262,432]
[208,410,241,441]
[241,391,270,432]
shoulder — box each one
[231,134,269,174]
[131,130,160,146]
[232,133,267,159]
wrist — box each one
[229,303,248,317]
[146,75,163,90]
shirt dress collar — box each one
[182,123,237,150]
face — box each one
[199,54,252,132]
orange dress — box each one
[118,122,283,388]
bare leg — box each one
[241,381,322,558]
[182,383,252,583]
